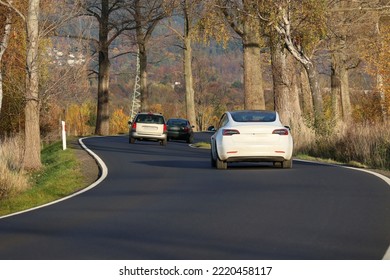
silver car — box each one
[129,112,168,146]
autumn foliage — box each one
[0,0,389,174]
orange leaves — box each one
[65,102,95,136]
[109,108,129,135]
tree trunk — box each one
[330,58,341,123]
[242,29,265,110]
[271,32,309,150]
[23,0,41,170]
[219,0,265,110]
[274,6,323,129]
[95,0,110,135]
[303,62,323,127]
[331,37,352,124]
[299,68,314,119]
[270,33,290,123]
[0,69,3,116]
[0,10,12,115]
[376,21,388,123]
[135,0,151,113]
[340,63,352,122]
[183,36,197,130]
[377,73,387,122]
[138,40,148,112]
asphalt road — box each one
[0,133,390,260]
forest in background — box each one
[0,0,389,198]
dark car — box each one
[167,118,194,143]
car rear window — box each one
[168,120,187,126]
[136,114,164,124]
[231,111,276,122]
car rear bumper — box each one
[214,132,292,159]
[217,144,293,162]
[130,132,167,141]
[168,131,191,139]
[225,156,287,163]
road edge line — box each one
[295,159,390,260]
[0,136,108,220]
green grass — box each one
[0,141,85,217]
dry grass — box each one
[0,136,30,199]
[295,122,390,170]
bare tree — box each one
[270,30,295,125]
[165,0,202,129]
[273,3,325,128]
[0,0,85,169]
[218,0,266,110]
[78,0,137,135]
[78,0,167,134]
[328,0,365,124]
[0,0,42,169]
[328,1,350,124]
[246,0,327,131]
[126,0,168,112]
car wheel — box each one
[129,137,135,144]
[187,135,194,144]
[282,159,293,169]
[161,139,167,146]
[216,157,227,170]
[211,151,216,167]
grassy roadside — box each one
[0,141,85,217]
[191,141,390,178]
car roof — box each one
[227,110,276,114]
[137,112,163,116]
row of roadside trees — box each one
[0,0,389,171]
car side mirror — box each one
[284,125,291,131]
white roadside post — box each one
[61,121,67,150]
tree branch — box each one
[0,0,26,21]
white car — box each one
[210,110,293,169]
[129,112,168,146]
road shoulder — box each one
[69,138,100,186]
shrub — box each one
[65,101,95,136]
[110,108,129,134]
[302,123,390,170]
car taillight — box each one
[163,124,167,132]
[132,122,137,130]
[222,129,240,136]
[272,129,289,135]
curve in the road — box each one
[0,137,108,220]
[0,135,389,260]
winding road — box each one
[0,133,390,259]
